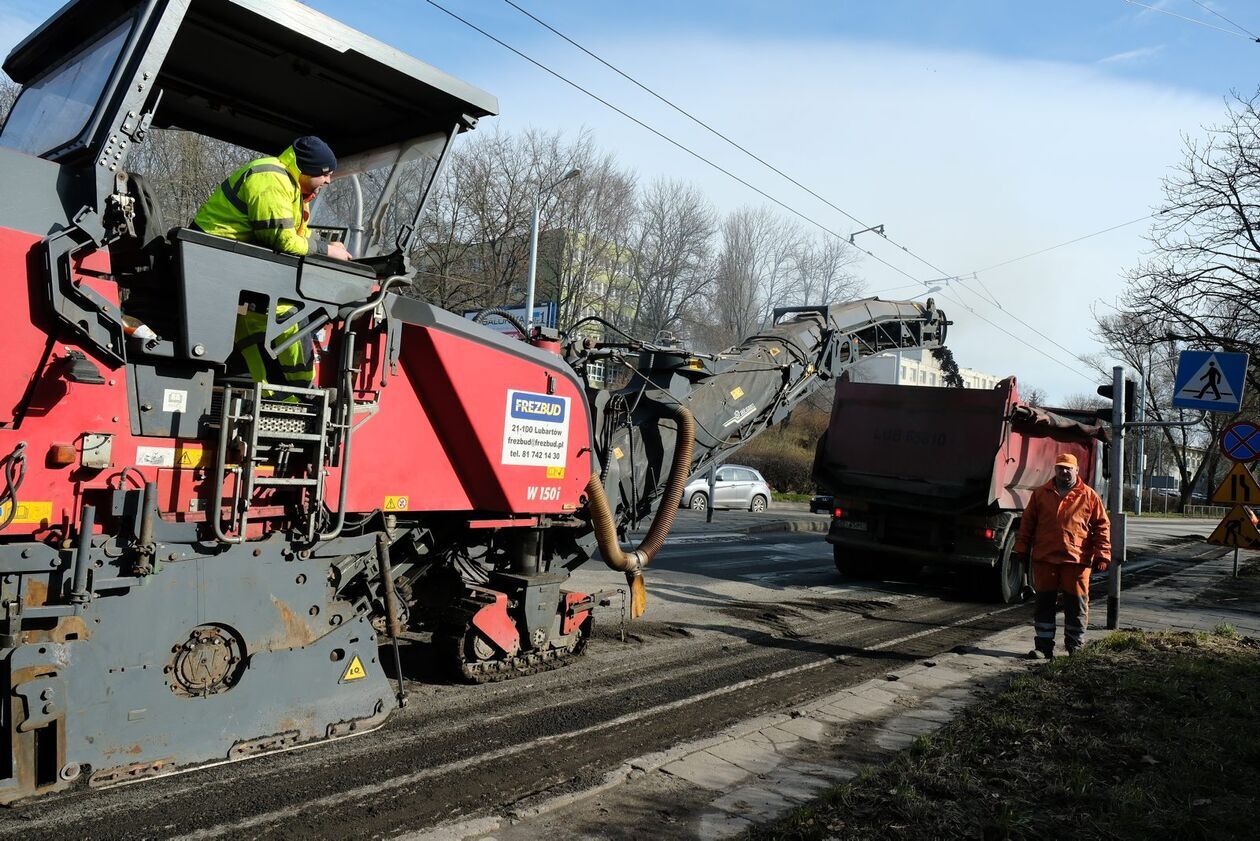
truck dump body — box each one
[814,377,1109,602]
[814,378,1104,515]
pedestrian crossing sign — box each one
[1206,506,1260,549]
[1172,350,1248,413]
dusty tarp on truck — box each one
[813,377,1108,514]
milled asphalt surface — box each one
[0,507,1226,839]
[411,518,1245,841]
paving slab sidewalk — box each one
[408,550,1254,841]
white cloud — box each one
[475,36,1222,403]
[1099,45,1166,64]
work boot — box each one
[1025,649,1053,660]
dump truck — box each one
[813,377,1109,602]
[0,0,952,802]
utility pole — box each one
[1134,371,1146,516]
[525,169,581,333]
[1107,365,1126,630]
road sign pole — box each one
[1107,365,1125,630]
[706,464,716,524]
[1134,372,1145,516]
[1234,547,1239,579]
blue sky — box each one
[3,1,1258,402]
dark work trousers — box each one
[1032,561,1092,654]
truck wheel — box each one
[994,536,1026,604]
[749,495,768,513]
[688,492,708,512]
[834,546,877,580]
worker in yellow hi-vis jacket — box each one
[194,136,351,392]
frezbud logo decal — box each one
[511,393,567,422]
[502,389,572,469]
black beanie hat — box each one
[292,136,337,175]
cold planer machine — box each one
[0,0,950,802]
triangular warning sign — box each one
[1175,354,1236,404]
[341,654,367,682]
[1205,506,1260,548]
[1211,463,1260,506]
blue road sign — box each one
[1220,421,1260,463]
[1172,350,1249,413]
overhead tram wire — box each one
[971,213,1156,275]
[420,0,929,293]
[1187,0,1260,41]
[933,289,1098,383]
[496,0,1105,379]
[500,0,868,233]
[1122,0,1260,42]
[424,0,1099,385]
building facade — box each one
[849,349,1002,390]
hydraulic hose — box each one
[586,404,695,618]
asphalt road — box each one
[0,517,1221,839]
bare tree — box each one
[1059,393,1110,412]
[1119,89,1260,397]
[547,135,637,329]
[796,236,863,306]
[1093,313,1242,510]
[127,129,255,228]
[626,178,716,339]
[0,75,18,125]
[706,206,783,348]
[756,218,806,327]
[1020,385,1048,407]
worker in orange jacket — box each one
[1012,452,1111,658]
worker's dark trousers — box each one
[1032,562,1091,654]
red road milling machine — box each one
[0,0,948,803]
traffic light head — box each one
[1096,379,1137,424]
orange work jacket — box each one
[1014,479,1111,566]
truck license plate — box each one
[838,520,867,531]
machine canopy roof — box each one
[4,0,499,157]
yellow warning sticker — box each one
[613,447,624,460]
[688,358,704,369]
[341,654,367,682]
[730,386,745,400]
[546,466,566,479]
[0,501,52,525]
[175,446,211,469]
[384,495,409,511]
[769,347,781,356]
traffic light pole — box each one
[1101,366,1205,630]
[1107,365,1125,630]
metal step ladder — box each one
[211,382,334,543]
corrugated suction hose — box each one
[586,405,695,618]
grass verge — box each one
[747,628,1260,841]
[772,492,813,503]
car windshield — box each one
[0,17,133,157]
[309,133,446,258]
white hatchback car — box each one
[682,465,773,512]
